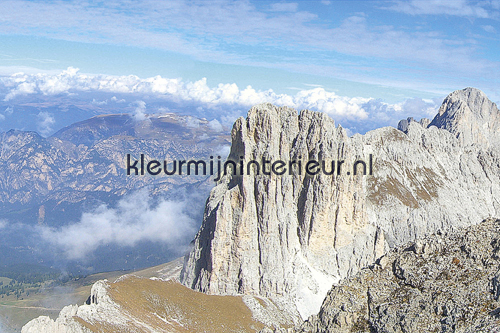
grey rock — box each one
[429,87,500,147]
[397,117,430,133]
[419,117,431,128]
[181,87,500,321]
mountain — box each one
[0,112,229,212]
[181,87,500,320]
[23,87,500,332]
[429,87,500,147]
[0,112,230,271]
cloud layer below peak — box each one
[39,190,198,260]
[1,67,373,120]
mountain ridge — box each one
[181,87,500,320]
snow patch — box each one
[295,254,339,320]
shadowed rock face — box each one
[181,88,500,320]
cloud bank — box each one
[0,67,441,126]
[39,190,198,260]
[387,0,493,18]
[36,111,55,136]
[132,100,147,121]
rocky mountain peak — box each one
[429,87,500,146]
[181,88,500,323]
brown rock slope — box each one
[22,260,295,333]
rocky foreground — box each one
[264,218,500,332]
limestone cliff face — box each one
[181,105,374,319]
[181,88,500,319]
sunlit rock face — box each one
[181,87,500,319]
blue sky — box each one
[0,0,499,133]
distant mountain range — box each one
[0,112,229,272]
[0,92,232,137]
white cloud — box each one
[91,98,107,105]
[111,96,126,103]
[215,144,231,158]
[208,119,223,132]
[0,68,446,130]
[185,116,201,128]
[294,88,369,119]
[157,106,171,113]
[400,97,441,118]
[37,111,55,136]
[39,190,198,260]
[482,25,497,33]
[0,219,6,229]
[4,106,13,115]
[0,68,371,120]
[3,67,78,101]
[132,100,147,121]
[387,0,492,18]
[269,2,299,12]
